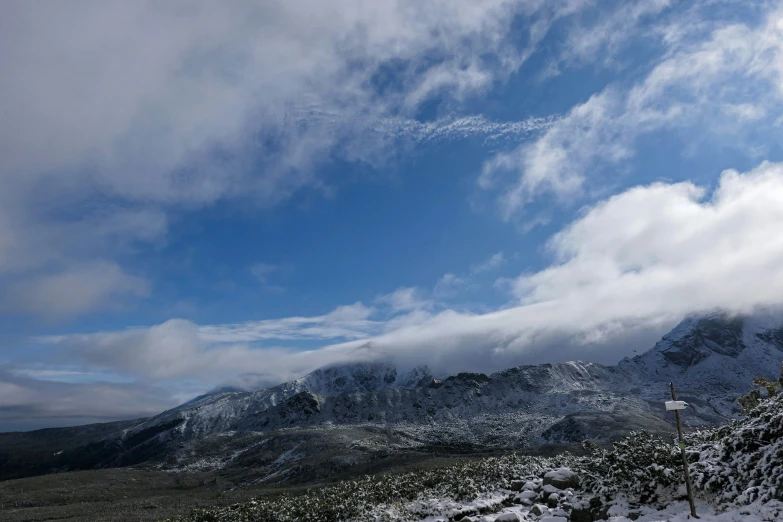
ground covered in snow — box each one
[166,392,783,522]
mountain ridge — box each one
[3,311,783,483]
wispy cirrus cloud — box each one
[481,3,783,219]
[369,114,557,145]
[472,252,506,274]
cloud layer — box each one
[0,367,176,431]
[0,0,566,319]
[33,161,783,394]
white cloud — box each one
[433,273,468,298]
[472,252,506,274]
[1,261,149,319]
[553,0,673,72]
[46,317,384,389]
[515,161,783,312]
[324,302,375,322]
[481,4,783,218]
[376,287,433,313]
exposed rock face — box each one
[659,315,746,367]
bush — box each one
[577,431,681,506]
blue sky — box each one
[3,0,783,430]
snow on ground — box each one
[417,498,783,522]
[610,499,783,522]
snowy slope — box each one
[290,360,434,395]
[117,361,434,442]
[618,311,783,422]
[164,393,783,521]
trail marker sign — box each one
[668,383,699,519]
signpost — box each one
[669,383,698,519]
[665,400,689,411]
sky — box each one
[2,0,783,431]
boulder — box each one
[570,500,593,522]
[495,513,521,522]
[514,490,537,505]
[571,497,609,522]
[570,507,592,522]
[543,468,580,490]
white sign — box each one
[665,400,689,410]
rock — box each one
[543,468,580,490]
[530,504,547,516]
[546,493,560,508]
[523,480,540,491]
[539,517,568,522]
[515,491,537,505]
[570,510,591,522]
[495,513,521,522]
[510,480,525,491]
[570,502,593,522]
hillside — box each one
[166,391,783,521]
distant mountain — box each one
[3,311,782,483]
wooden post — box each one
[670,382,698,519]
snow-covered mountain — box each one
[618,311,783,420]
[5,311,783,482]
[116,361,434,441]
[112,312,783,451]
[136,312,783,442]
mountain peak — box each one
[655,313,746,368]
[295,360,434,395]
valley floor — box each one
[0,468,263,522]
[0,453,505,522]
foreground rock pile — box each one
[452,468,613,522]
